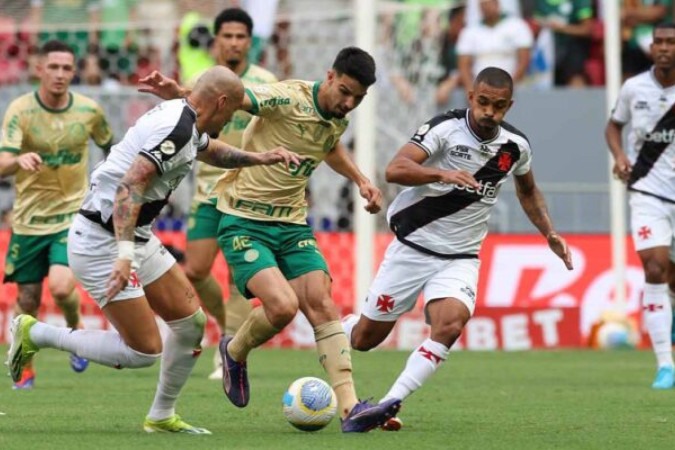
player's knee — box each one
[264,295,298,328]
[125,347,161,368]
[432,319,465,347]
[643,259,668,283]
[49,280,75,301]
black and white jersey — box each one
[387,109,532,257]
[612,69,675,202]
[80,99,209,241]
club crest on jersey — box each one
[497,152,513,172]
[160,140,176,155]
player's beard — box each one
[226,58,241,70]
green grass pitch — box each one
[1,347,674,449]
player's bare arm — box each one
[515,170,573,270]
[605,119,632,182]
[138,71,254,112]
[385,142,480,188]
[0,152,43,175]
[197,140,302,169]
[106,155,157,300]
[324,141,382,213]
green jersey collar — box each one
[312,81,332,120]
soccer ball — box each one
[282,377,337,431]
[595,321,638,349]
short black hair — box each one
[474,67,513,92]
[332,47,376,87]
[40,40,75,57]
[214,8,253,36]
[654,22,675,35]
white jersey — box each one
[387,109,532,257]
[80,99,209,241]
[611,68,675,203]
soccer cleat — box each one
[7,314,39,383]
[12,367,36,390]
[381,416,403,431]
[341,398,402,433]
[651,366,675,390]
[69,354,89,373]
[219,335,249,407]
[143,415,212,434]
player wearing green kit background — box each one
[0,40,113,389]
[139,46,402,432]
[183,8,278,381]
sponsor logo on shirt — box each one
[634,100,650,111]
[636,129,675,144]
[452,180,499,199]
[450,145,472,160]
[260,97,291,107]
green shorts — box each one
[4,229,69,284]
[217,214,329,298]
[187,199,221,241]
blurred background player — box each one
[0,40,113,389]
[606,23,675,389]
[139,46,400,432]
[456,0,533,91]
[183,7,278,381]
[343,67,573,429]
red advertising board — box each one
[0,232,644,349]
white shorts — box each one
[361,239,480,323]
[629,192,675,259]
[68,214,176,307]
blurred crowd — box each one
[1,1,671,92]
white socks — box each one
[643,283,674,368]
[147,309,206,421]
[381,338,449,403]
[29,322,159,369]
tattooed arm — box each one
[514,170,573,270]
[105,155,157,300]
[196,139,302,169]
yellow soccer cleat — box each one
[143,415,212,435]
[7,314,39,383]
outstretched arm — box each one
[514,170,573,270]
[138,71,253,111]
[197,139,302,169]
[106,155,157,300]
[324,141,382,213]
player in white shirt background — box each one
[606,23,675,390]
[7,66,301,434]
[343,67,573,430]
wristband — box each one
[118,241,135,261]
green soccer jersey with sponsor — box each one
[191,64,278,204]
[213,80,349,225]
[0,91,113,235]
